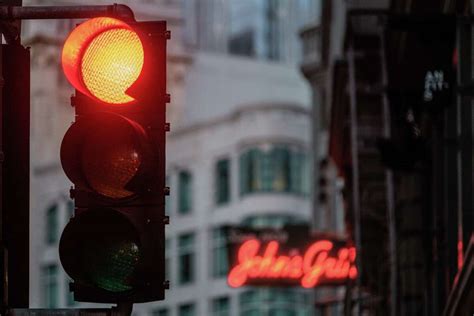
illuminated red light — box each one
[228,239,357,288]
[62,17,144,104]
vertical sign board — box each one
[378,17,457,171]
[387,16,456,113]
[227,225,357,289]
[0,0,27,309]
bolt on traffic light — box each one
[59,17,169,303]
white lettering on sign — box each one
[424,70,449,102]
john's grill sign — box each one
[227,226,357,288]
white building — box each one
[25,0,319,315]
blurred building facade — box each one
[25,0,319,315]
[301,0,474,315]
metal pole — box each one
[456,17,473,275]
[1,43,30,308]
[379,30,397,316]
[0,4,134,43]
[347,46,362,316]
[0,4,134,21]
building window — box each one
[215,159,231,205]
[212,296,230,316]
[66,200,74,216]
[228,29,255,57]
[65,278,75,306]
[178,170,192,214]
[239,145,308,196]
[241,214,305,229]
[179,303,196,316]
[165,238,171,282]
[178,233,195,285]
[266,0,281,61]
[165,175,171,215]
[152,308,169,316]
[42,264,58,308]
[239,288,311,316]
[66,200,74,223]
[211,227,228,278]
[46,204,58,245]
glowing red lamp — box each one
[62,17,144,104]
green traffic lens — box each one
[59,208,143,294]
[85,239,141,292]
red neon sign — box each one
[228,239,357,288]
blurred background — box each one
[22,0,473,315]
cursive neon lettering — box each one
[228,239,357,288]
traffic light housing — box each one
[58,17,169,303]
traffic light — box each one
[58,17,169,303]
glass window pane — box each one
[66,200,74,221]
[239,152,248,195]
[239,289,261,316]
[241,290,254,304]
[165,175,171,215]
[152,308,169,316]
[212,296,230,316]
[178,171,192,214]
[240,288,312,316]
[250,149,261,191]
[42,264,58,308]
[165,238,171,282]
[290,151,302,193]
[216,159,230,205]
[272,147,290,192]
[242,214,305,229]
[240,146,307,196]
[260,149,273,191]
[179,303,195,316]
[179,233,195,284]
[270,309,296,316]
[211,228,229,277]
[65,278,75,306]
[46,204,58,245]
[301,153,310,196]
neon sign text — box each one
[228,239,357,288]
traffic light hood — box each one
[60,112,153,199]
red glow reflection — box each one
[228,239,357,288]
[457,240,463,270]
